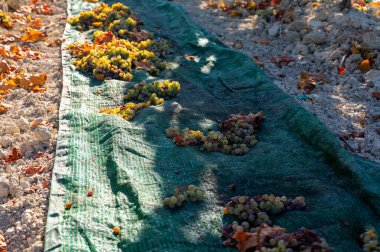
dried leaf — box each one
[254,38,270,45]
[233,225,286,252]
[270,56,296,67]
[185,54,197,61]
[252,56,264,67]
[372,92,380,100]
[368,2,380,7]
[5,148,22,163]
[28,18,43,29]
[21,28,46,42]
[297,72,327,94]
[0,104,10,114]
[48,38,63,47]
[84,0,99,2]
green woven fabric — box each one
[44,0,380,251]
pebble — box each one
[5,124,21,135]
[268,24,280,37]
[303,31,327,44]
[33,126,52,142]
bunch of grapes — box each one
[223,195,305,227]
[99,101,149,121]
[165,127,205,146]
[0,10,12,28]
[100,80,180,121]
[163,185,205,208]
[68,3,137,32]
[361,227,380,252]
[166,112,264,155]
[125,80,180,103]
[67,32,167,81]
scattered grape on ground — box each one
[163,185,205,208]
[166,112,264,155]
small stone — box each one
[17,118,29,132]
[0,176,9,198]
[268,24,280,37]
[309,20,322,30]
[5,124,20,135]
[283,30,300,42]
[288,20,308,31]
[362,31,380,50]
[20,181,30,190]
[303,31,327,44]
[33,126,52,142]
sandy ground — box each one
[174,0,380,163]
[0,0,66,250]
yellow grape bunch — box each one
[67,31,168,81]
[100,80,180,121]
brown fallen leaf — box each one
[21,28,46,42]
[185,54,197,61]
[48,38,63,47]
[372,92,380,100]
[270,56,296,67]
[297,71,327,94]
[28,18,43,29]
[253,38,270,45]
[252,56,264,67]
[233,224,286,252]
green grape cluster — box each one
[163,185,205,208]
[0,10,12,28]
[100,80,180,121]
[68,3,138,34]
[166,112,264,155]
[125,80,180,104]
[223,195,305,227]
[99,101,148,121]
[361,227,380,252]
[68,32,167,81]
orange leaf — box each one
[21,28,46,42]
[234,225,286,252]
[297,71,327,94]
[368,2,380,7]
[28,18,43,29]
[0,104,9,114]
